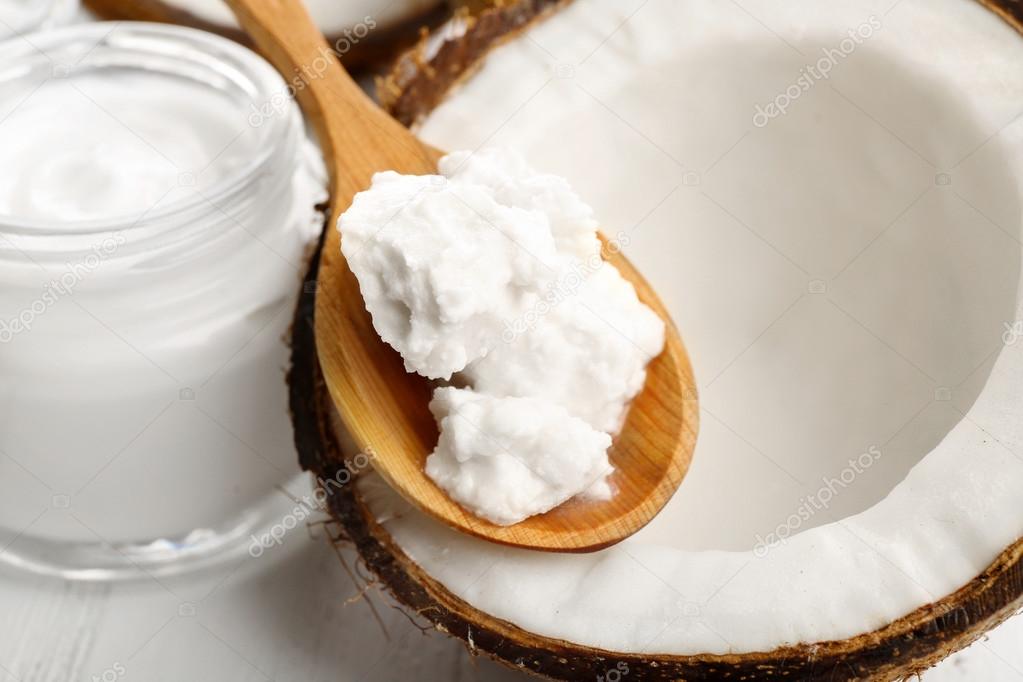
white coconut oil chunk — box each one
[340,162,562,380]
[463,264,665,433]
[425,387,613,525]
[340,147,664,522]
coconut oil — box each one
[0,23,323,578]
[339,148,663,524]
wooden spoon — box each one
[225,0,699,552]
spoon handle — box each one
[222,0,438,206]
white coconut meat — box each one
[159,0,438,34]
[357,0,1023,655]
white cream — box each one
[463,264,666,433]
[340,148,664,524]
[0,0,75,36]
[339,165,558,381]
[439,149,602,262]
[0,72,254,222]
[425,387,613,525]
[0,25,324,574]
[0,0,38,27]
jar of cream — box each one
[0,0,78,40]
[0,22,324,579]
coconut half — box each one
[290,0,1023,678]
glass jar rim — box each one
[0,21,300,240]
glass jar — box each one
[0,22,324,579]
[0,0,78,40]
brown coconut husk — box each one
[288,0,1023,678]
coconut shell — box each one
[288,1,1023,678]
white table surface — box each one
[0,475,1019,682]
[0,481,526,682]
[0,6,1018,682]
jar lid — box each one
[0,22,301,246]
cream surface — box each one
[0,71,256,223]
[0,0,72,33]
[355,0,1023,656]
[340,161,558,381]
[425,387,613,525]
[0,0,32,24]
[463,264,665,433]
[0,25,325,552]
[438,150,602,262]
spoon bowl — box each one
[226,0,699,552]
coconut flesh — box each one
[328,0,1023,664]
